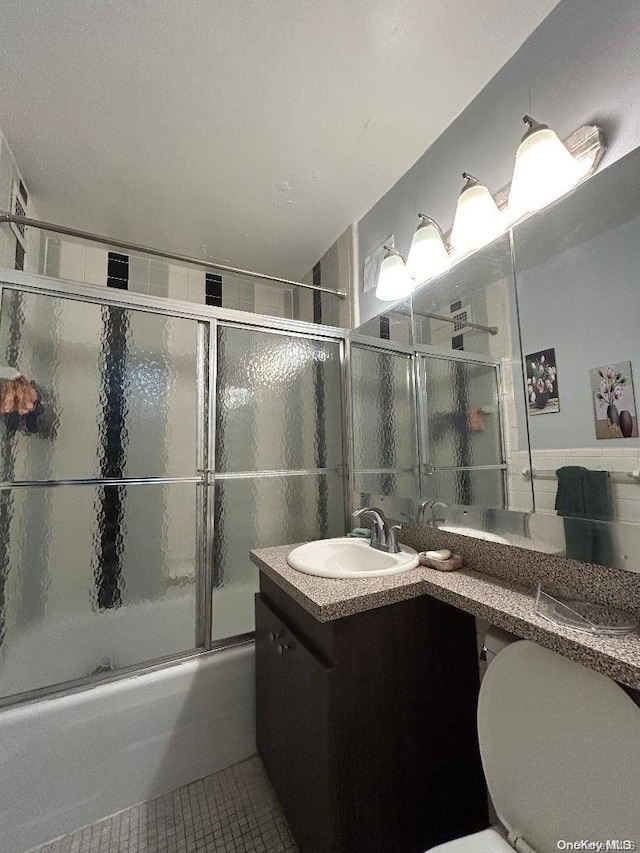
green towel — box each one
[555,466,613,564]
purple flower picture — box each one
[590,361,638,439]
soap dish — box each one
[418,552,463,572]
[534,583,638,636]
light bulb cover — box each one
[508,115,583,217]
[375,246,415,302]
[406,214,450,283]
[450,172,503,255]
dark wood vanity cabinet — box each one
[256,574,488,853]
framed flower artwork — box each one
[526,348,559,416]
[590,361,638,439]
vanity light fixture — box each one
[508,115,585,218]
[375,245,415,302]
[449,172,503,255]
[406,214,450,283]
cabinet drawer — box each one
[255,594,336,853]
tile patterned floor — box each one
[33,756,298,853]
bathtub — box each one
[0,642,256,853]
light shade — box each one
[375,246,415,302]
[508,115,583,218]
[449,173,503,255]
[406,214,450,283]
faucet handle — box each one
[352,507,386,548]
[387,524,403,554]
[353,506,386,522]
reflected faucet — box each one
[353,507,402,554]
[418,500,448,527]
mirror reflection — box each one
[351,143,640,573]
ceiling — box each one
[0,0,560,280]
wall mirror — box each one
[350,143,640,574]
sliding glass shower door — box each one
[0,282,348,703]
[211,325,345,640]
[417,353,506,509]
[0,288,206,700]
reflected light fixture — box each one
[449,172,503,255]
[375,245,415,302]
[508,115,584,218]
[406,214,450,283]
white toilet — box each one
[429,639,640,852]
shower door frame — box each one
[348,334,508,516]
[414,342,507,511]
[0,268,349,708]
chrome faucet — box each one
[353,507,402,554]
[417,500,448,527]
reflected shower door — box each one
[350,344,420,502]
[0,288,206,701]
[212,325,345,640]
[417,353,506,509]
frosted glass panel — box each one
[0,290,200,480]
[0,482,199,700]
[216,326,343,473]
[350,346,417,471]
[421,356,503,469]
[425,468,506,510]
[353,472,419,500]
[211,473,345,639]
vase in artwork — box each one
[619,409,633,438]
[534,391,549,410]
[606,404,620,427]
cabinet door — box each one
[255,595,336,853]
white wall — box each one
[355,0,640,325]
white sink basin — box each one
[287,537,419,579]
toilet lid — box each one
[478,641,640,852]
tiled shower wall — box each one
[38,228,352,329]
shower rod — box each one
[0,209,348,300]
[410,308,498,335]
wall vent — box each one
[452,310,468,332]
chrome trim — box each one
[352,467,417,475]
[0,209,347,299]
[412,307,498,336]
[214,467,339,480]
[494,360,509,508]
[524,466,640,483]
[423,464,507,473]
[414,342,500,366]
[340,337,354,530]
[415,353,431,503]
[217,317,345,343]
[0,476,203,489]
[0,269,348,340]
[349,333,414,356]
[0,636,254,711]
[195,322,209,650]
[206,318,218,640]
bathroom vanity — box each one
[252,536,640,853]
[253,553,489,853]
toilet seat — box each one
[479,641,640,850]
[428,641,640,853]
[428,827,513,852]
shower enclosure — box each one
[0,272,347,705]
[349,337,506,517]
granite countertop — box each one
[250,543,640,691]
